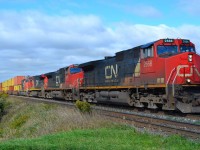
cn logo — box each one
[177,65,200,77]
[105,64,118,79]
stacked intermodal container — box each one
[14,76,25,85]
[1,76,25,94]
[6,78,14,94]
[13,76,25,94]
[0,83,2,92]
[2,80,8,93]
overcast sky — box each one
[0,0,200,82]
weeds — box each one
[42,103,57,111]
[0,93,9,116]
[10,115,29,129]
[75,100,91,112]
[0,93,8,100]
[0,97,110,140]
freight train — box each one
[0,38,200,113]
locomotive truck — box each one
[1,38,200,113]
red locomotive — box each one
[1,38,200,113]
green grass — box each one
[0,97,199,150]
[0,97,111,140]
[0,125,199,150]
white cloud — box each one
[0,11,200,82]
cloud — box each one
[178,0,200,15]
[0,11,200,82]
[0,11,116,81]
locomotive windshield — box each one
[180,46,195,53]
[70,68,82,74]
[157,45,178,56]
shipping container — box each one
[3,79,10,87]
[14,76,25,85]
[2,80,7,88]
[9,86,14,91]
[14,85,22,91]
[5,80,8,87]
[7,78,14,86]
[0,83,2,91]
[3,86,9,92]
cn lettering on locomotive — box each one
[177,65,200,77]
[105,64,118,79]
[195,68,200,77]
[177,65,193,77]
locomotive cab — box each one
[146,39,200,113]
[65,65,84,89]
[139,39,200,113]
[140,42,157,84]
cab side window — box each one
[142,46,153,58]
[70,68,82,74]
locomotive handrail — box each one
[166,67,176,85]
[166,67,176,95]
[172,70,179,96]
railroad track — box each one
[95,108,200,139]
[10,95,200,139]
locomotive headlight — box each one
[186,78,191,83]
[188,54,193,62]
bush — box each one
[75,100,91,113]
[0,93,9,114]
[0,99,6,113]
[0,93,8,100]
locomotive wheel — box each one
[128,97,134,106]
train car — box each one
[55,67,66,88]
[0,76,25,95]
[79,39,200,113]
[20,76,35,96]
[21,65,84,99]
[13,76,25,95]
[49,65,84,99]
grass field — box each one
[0,97,110,140]
[0,96,199,150]
[0,125,200,150]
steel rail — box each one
[100,111,200,139]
